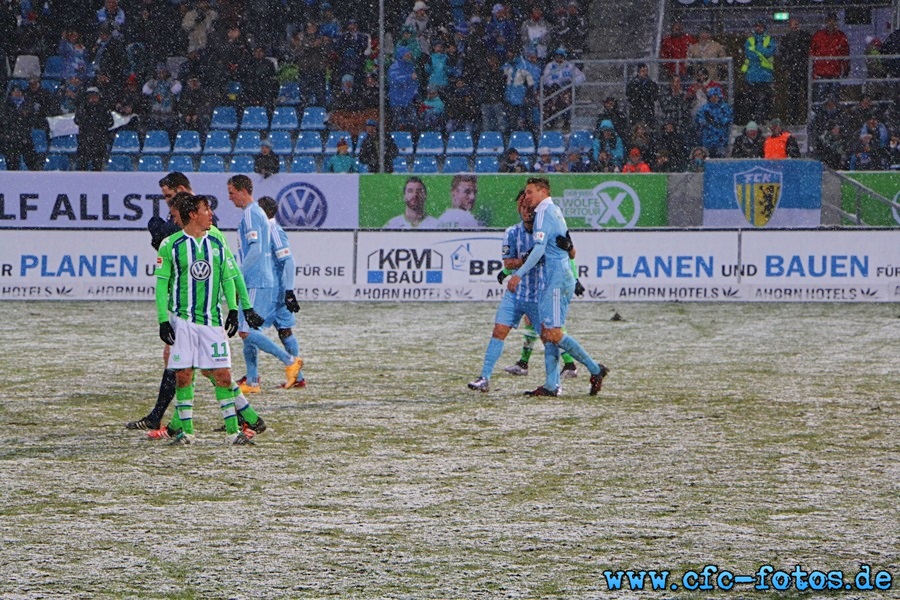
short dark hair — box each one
[172,192,207,224]
[227,174,253,193]
[526,176,551,192]
[404,176,426,194]
[159,171,191,192]
[258,196,278,219]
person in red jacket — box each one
[810,13,850,101]
[622,147,652,172]
[660,21,696,78]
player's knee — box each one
[174,369,193,387]
[211,369,231,388]
[277,328,292,341]
[541,328,563,344]
[491,324,511,340]
[238,331,249,340]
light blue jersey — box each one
[516,197,573,289]
[502,222,542,303]
[269,217,297,329]
[237,202,275,289]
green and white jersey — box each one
[156,231,236,326]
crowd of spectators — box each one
[0,0,897,173]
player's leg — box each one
[560,327,578,378]
[165,317,201,443]
[505,316,537,376]
[126,345,177,431]
[274,307,305,388]
[239,288,302,387]
[468,294,520,392]
[543,284,609,395]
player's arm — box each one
[239,213,268,276]
[497,227,521,284]
[154,243,176,344]
[225,251,252,310]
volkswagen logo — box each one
[276,182,329,228]
[190,260,212,280]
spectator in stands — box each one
[887,133,900,169]
[658,75,692,136]
[503,47,541,134]
[860,115,890,149]
[130,0,180,65]
[178,75,212,134]
[58,75,85,114]
[815,121,848,169]
[2,84,39,170]
[810,13,850,102]
[763,118,801,159]
[142,63,182,136]
[848,94,877,132]
[420,85,445,131]
[688,146,708,172]
[59,29,89,80]
[592,150,618,172]
[849,133,885,170]
[445,77,479,133]
[91,22,127,100]
[182,0,218,54]
[96,0,126,40]
[254,139,280,177]
[520,6,551,60]
[116,74,150,129]
[780,18,812,125]
[555,1,587,58]
[215,24,251,95]
[394,24,423,63]
[404,1,432,55]
[241,46,278,109]
[388,47,419,131]
[731,121,764,158]
[595,96,629,143]
[532,146,561,172]
[686,26,727,81]
[541,47,586,130]
[486,4,517,60]
[808,96,845,147]
[287,23,328,108]
[740,18,777,125]
[24,77,59,128]
[652,149,676,173]
[357,119,399,173]
[318,3,341,40]
[687,66,725,119]
[630,122,656,164]
[74,86,113,171]
[694,86,733,158]
[425,39,451,90]
[593,119,624,168]
[475,53,507,133]
[340,19,371,82]
[657,119,688,171]
[626,63,659,129]
[499,147,527,172]
[660,21,695,78]
[562,150,590,172]
[622,147,651,173]
[329,74,365,135]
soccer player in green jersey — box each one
[155,192,265,445]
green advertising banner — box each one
[840,172,900,227]
[358,174,668,229]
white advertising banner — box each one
[0,172,359,230]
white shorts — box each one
[167,316,232,370]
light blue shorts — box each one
[494,292,541,333]
[239,287,279,333]
[538,282,574,330]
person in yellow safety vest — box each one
[763,118,801,159]
[740,18,777,125]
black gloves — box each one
[159,322,175,345]
[555,232,573,252]
[225,309,239,337]
[244,308,264,329]
[574,279,585,297]
[497,270,510,285]
[285,290,300,313]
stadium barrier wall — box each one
[1,229,897,302]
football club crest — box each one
[733,166,782,227]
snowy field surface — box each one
[1,301,898,599]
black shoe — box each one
[125,417,159,431]
[589,365,610,396]
[244,415,267,434]
[215,412,250,433]
[524,386,558,397]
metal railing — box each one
[806,53,900,118]
[824,167,900,226]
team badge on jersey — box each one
[533,231,546,243]
[190,260,212,280]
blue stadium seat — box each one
[290,155,318,173]
[40,79,60,93]
[210,106,239,130]
[445,131,474,155]
[142,130,171,154]
[442,156,471,173]
[276,81,302,106]
[31,129,48,154]
[412,156,439,173]
[300,106,327,130]
[538,130,566,155]
[474,156,499,173]
[137,155,165,171]
[233,130,261,155]
[508,131,536,155]
[294,131,323,154]
[392,156,410,173]
[203,130,232,155]
[415,131,444,156]
[476,131,504,155]
[198,155,226,172]
[240,106,269,130]
[172,130,202,154]
[168,155,195,172]
[324,130,351,154]
[567,130,594,153]
[266,130,294,155]
[279,155,288,172]
[44,154,70,170]
[0,155,6,170]
[229,154,255,172]
[42,55,64,80]
[110,130,140,154]
[105,155,133,172]
[391,131,414,155]
[270,106,298,130]
[48,134,78,154]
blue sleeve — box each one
[273,228,295,291]
[515,219,548,277]
[240,210,268,278]
[502,227,516,259]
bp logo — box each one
[559,181,641,228]
[190,260,211,280]
[276,182,328,228]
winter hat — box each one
[599,119,614,130]
[413,1,427,11]
[745,121,759,131]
